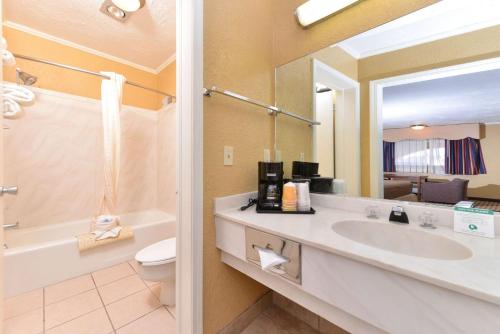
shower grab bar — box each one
[3,222,19,229]
[0,186,18,196]
[203,86,321,126]
[13,53,175,101]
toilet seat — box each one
[135,238,176,266]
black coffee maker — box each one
[292,161,333,194]
[257,162,284,212]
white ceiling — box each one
[4,0,176,72]
[383,69,500,129]
[336,0,500,59]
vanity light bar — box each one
[203,86,321,126]
[295,0,360,27]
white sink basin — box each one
[332,220,472,260]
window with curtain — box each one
[394,139,445,174]
[445,137,487,175]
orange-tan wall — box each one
[3,26,176,110]
[158,61,176,98]
[203,0,437,332]
[359,25,500,196]
[203,0,274,332]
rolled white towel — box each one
[2,83,36,105]
[2,50,16,66]
[1,38,16,67]
[3,97,22,119]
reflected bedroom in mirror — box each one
[275,0,500,211]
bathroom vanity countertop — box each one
[215,199,500,307]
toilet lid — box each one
[135,238,176,265]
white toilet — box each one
[135,237,176,306]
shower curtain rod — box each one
[13,53,175,101]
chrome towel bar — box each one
[204,86,321,126]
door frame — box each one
[369,56,500,198]
[176,0,204,332]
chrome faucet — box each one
[365,205,380,219]
[418,211,437,229]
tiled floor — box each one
[241,306,321,334]
[4,261,176,334]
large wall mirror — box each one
[275,1,500,211]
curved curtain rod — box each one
[13,53,176,102]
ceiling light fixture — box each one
[111,0,145,12]
[410,124,427,131]
[295,0,360,27]
[106,5,126,19]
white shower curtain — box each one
[93,72,126,237]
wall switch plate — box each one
[224,146,234,166]
[299,152,305,161]
[263,149,271,162]
[275,150,282,162]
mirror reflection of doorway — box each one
[312,59,361,195]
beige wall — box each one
[203,0,438,332]
[203,0,274,332]
[3,26,177,110]
[359,25,500,196]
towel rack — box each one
[203,86,321,126]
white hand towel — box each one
[256,247,288,271]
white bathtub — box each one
[4,210,176,298]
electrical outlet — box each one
[263,149,271,162]
[299,152,305,161]
[224,146,234,166]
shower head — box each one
[16,68,38,86]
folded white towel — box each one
[93,226,122,241]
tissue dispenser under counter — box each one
[246,227,301,284]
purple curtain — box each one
[383,141,396,172]
[445,137,487,175]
